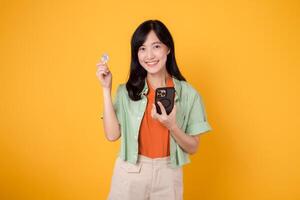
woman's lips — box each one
[146,60,159,67]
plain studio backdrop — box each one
[0,0,299,199]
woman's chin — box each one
[144,66,165,74]
[146,69,162,75]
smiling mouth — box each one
[146,60,159,66]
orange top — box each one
[138,76,175,158]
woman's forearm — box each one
[169,124,199,154]
[102,88,121,141]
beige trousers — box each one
[107,154,183,200]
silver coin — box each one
[101,53,109,64]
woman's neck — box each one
[146,70,171,90]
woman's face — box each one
[137,30,170,75]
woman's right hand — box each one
[96,61,112,89]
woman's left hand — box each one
[151,101,177,130]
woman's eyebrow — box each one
[152,41,162,45]
[140,41,162,47]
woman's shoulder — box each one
[176,79,199,97]
[114,83,127,98]
[117,83,126,91]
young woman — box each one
[96,19,212,200]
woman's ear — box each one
[167,48,170,55]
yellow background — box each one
[1,0,299,199]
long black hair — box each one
[126,19,186,101]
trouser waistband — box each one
[137,154,171,165]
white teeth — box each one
[146,61,158,65]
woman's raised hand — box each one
[96,61,112,89]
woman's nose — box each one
[146,50,155,59]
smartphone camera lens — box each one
[158,90,166,97]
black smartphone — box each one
[155,87,175,115]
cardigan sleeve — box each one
[185,92,212,135]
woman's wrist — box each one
[169,122,179,132]
[102,87,111,94]
[102,87,112,102]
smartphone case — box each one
[155,87,175,115]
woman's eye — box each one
[139,47,145,51]
[154,45,161,48]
